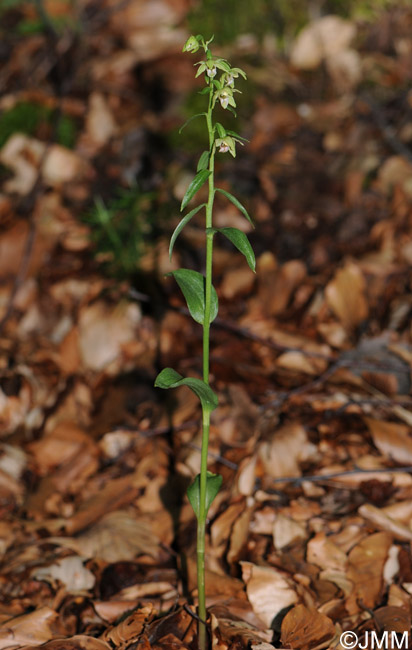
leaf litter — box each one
[1,1,412,649]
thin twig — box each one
[270,465,412,485]
[361,94,412,164]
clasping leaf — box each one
[181,170,211,211]
[209,227,255,271]
[169,268,218,324]
[215,188,254,226]
[187,471,223,520]
[169,203,206,259]
[154,368,218,413]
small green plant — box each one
[84,186,154,279]
[0,102,77,149]
[155,35,255,650]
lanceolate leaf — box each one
[154,368,218,413]
[226,129,248,142]
[215,122,226,138]
[179,112,207,134]
[187,471,223,520]
[169,204,206,259]
[197,151,210,172]
[213,227,256,271]
[215,188,254,226]
[181,170,211,212]
[170,268,218,324]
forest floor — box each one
[1,1,412,649]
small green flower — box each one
[222,67,247,88]
[195,57,230,79]
[216,136,237,157]
[214,87,237,110]
[183,35,200,53]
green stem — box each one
[197,82,215,650]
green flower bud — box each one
[183,35,200,53]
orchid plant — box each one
[155,34,255,650]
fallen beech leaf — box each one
[364,417,412,464]
[211,501,245,550]
[33,555,95,592]
[373,605,410,634]
[290,16,356,70]
[275,350,326,375]
[0,134,45,194]
[345,532,392,615]
[325,261,368,331]
[64,476,139,534]
[281,604,335,649]
[383,546,400,585]
[73,510,163,561]
[241,561,297,628]
[381,500,412,523]
[78,300,141,372]
[306,532,348,572]
[272,514,306,550]
[227,507,253,565]
[85,92,117,148]
[0,606,58,649]
[18,636,110,650]
[258,423,317,480]
[378,156,412,197]
[100,604,156,645]
[358,504,412,541]
[42,145,93,186]
[28,421,96,473]
[210,606,273,645]
[268,260,306,316]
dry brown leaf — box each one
[32,555,95,592]
[345,532,392,615]
[358,504,412,542]
[364,417,412,464]
[0,134,45,194]
[378,156,412,197]
[381,500,412,523]
[100,604,156,645]
[78,300,141,372]
[275,351,327,375]
[307,532,348,572]
[58,327,81,375]
[227,507,253,566]
[28,421,97,474]
[258,422,318,480]
[42,145,94,187]
[383,546,400,585]
[241,561,298,628]
[64,476,139,534]
[0,221,51,279]
[0,607,58,649]
[84,92,117,148]
[18,637,110,650]
[264,260,306,316]
[373,605,411,634]
[210,606,273,646]
[220,266,255,300]
[72,509,163,561]
[272,514,306,550]
[280,604,335,650]
[325,261,368,331]
[211,501,246,550]
[291,16,356,67]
